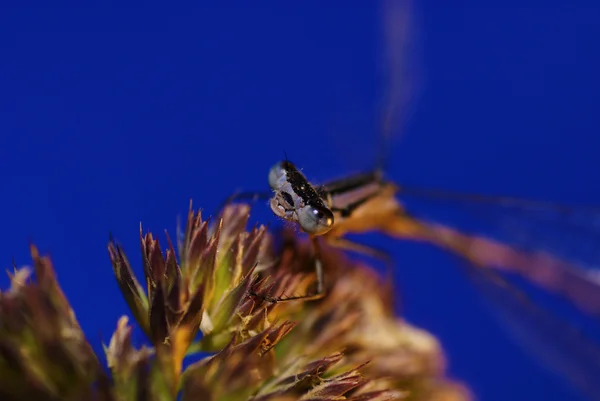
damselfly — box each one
[220,154,600,401]
[222,159,600,313]
[220,153,600,400]
[220,1,600,400]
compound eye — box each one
[297,204,334,235]
[268,161,287,190]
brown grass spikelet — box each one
[0,202,471,401]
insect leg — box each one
[327,235,392,267]
[251,235,326,303]
[325,236,396,289]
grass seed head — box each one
[1,203,471,401]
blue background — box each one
[1,2,599,401]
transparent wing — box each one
[463,257,600,401]
[340,2,600,398]
[376,0,423,171]
[449,252,600,401]
[390,187,600,400]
